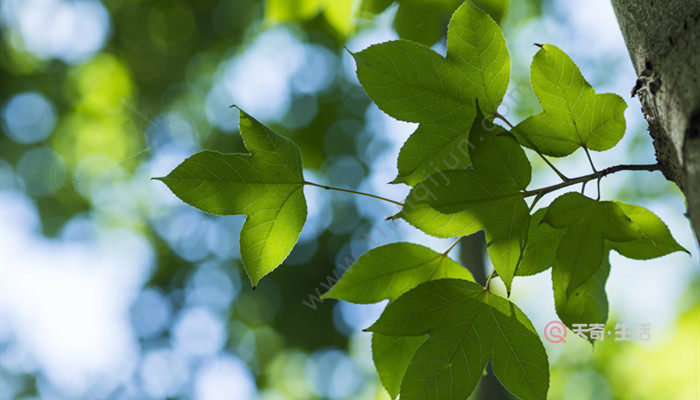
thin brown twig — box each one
[304,181,404,206]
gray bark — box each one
[611,0,700,245]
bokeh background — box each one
[1,0,698,399]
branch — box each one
[522,163,661,198]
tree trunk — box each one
[611,0,700,246]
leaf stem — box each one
[493,112,515,129]
[494,112,569,182]
[521,163,661,199]
[304,181,404,206]
[443,237,462,255]
[529,192,544,211]
[537,152,570,182]
[583,146,597,173]
[484,269,497,291]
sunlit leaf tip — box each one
[609,201,690,259]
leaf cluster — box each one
[156,1,687,399]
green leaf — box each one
[401,124,531,291]
[352,39,479,186]
[516,208,564,276]
[394,198,482,238]
[322,241,474,398]
[422,169,528,292]
[391,2,510,186]
[447,0,510,117]
[368,279,549,400]
[544,199,685,319]
[552,249,611,335]
[511,44,627,157]
[393,123,472,186]
[321,242,474,303]
[543,192,641,293]
[609,201,688,259]
[397,114,526,236]
[155,110,307,286]
[372,333,426,400]
[393,115,487,237]
[353,40,477,129]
